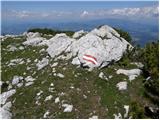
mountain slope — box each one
[0,25,158,119]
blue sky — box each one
[2,1,158,11]
[2,1,158,23]
[1,1,158,45]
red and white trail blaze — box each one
[83,54,98,65]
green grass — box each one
[1,36,152,119]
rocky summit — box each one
[1,25,157,119]
[23,25,132,70]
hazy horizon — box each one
[1,1,159,46]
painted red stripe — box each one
[84,54,97,61]
[83,58,96,65]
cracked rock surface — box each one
[24,25,132,69]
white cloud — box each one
[79,6,158,19]
[116,6,157,17]
[41,13,49,17]
[18,11,30,18]
[80,11,89,17]
[111,8,141,16]
[3,6,158,20]
[109,6,159,17]
[10,10,31,18]
[3,10,74,20]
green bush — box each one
[27,28,74,37]
[144,78,159,96]
[130,102,145,119]
[142,42,159,109]
[128,45,144,62]
[118,53,131,67]
[121,41,159,78]
[142,42,159,78]
[114,28,132,43]
[117,45,134,67]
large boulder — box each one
[22,25,133,69]
[116,69,142,81]
[26,32,41,38]
[47,25,132,69]
[90,25,120,38]
[70,33,106,68]
[72,30,87,39]
[23,32,46,46]
[46,33,74,58]
[70,25,132,69]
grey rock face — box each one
[23,25,132,69]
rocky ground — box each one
[0,25,155,119]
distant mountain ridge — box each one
[2,18,158,46]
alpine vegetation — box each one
[1,25,158,119]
